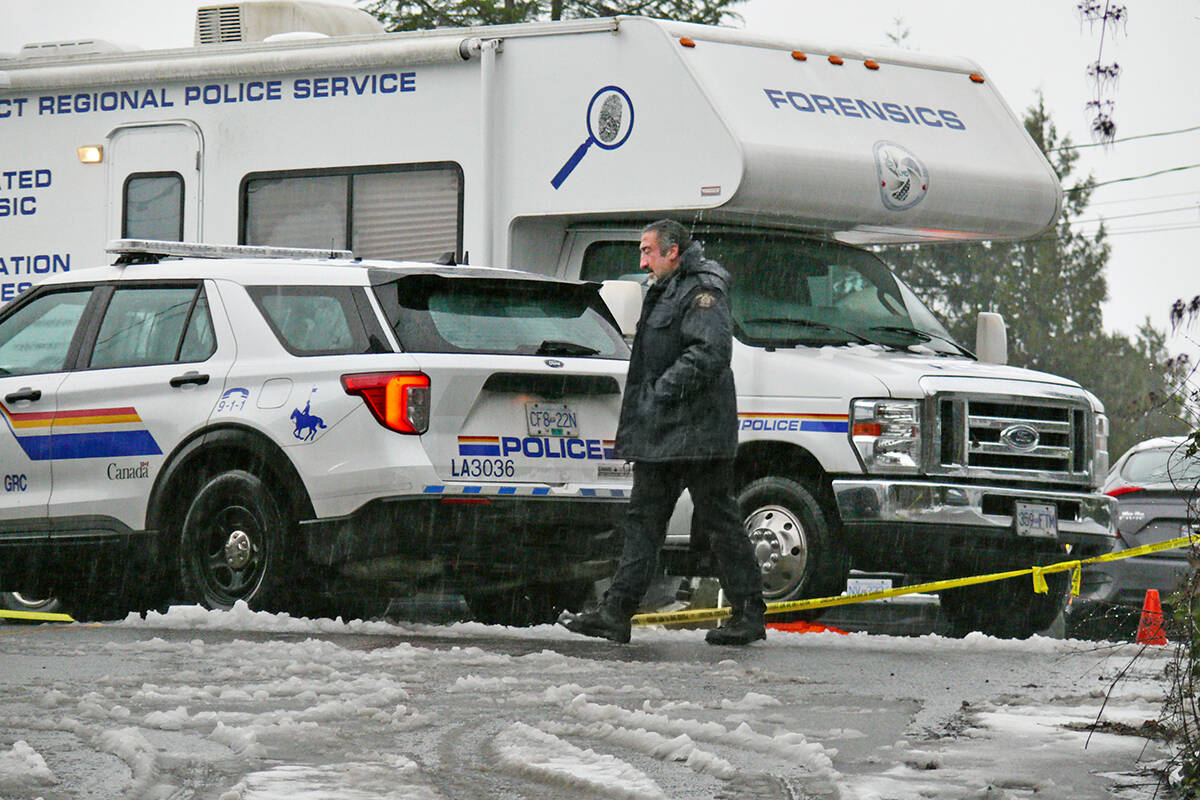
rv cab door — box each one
[107,121,203,243]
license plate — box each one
[526,403,579,437]
[1015,500,1058,538]
[845,577,893,596]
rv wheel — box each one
[737,477,848,620]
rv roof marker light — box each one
[970,73,986,84]
[679,37,696,48]
[828,55,844,65]
[791,51,807,61]
[864,59,880,70]
[77,145,103,164]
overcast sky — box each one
[2,0,1197,359]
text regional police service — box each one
[0,71,416,119]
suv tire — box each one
[178,470,294,611]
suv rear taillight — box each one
[342,372,430,434]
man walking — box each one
[562,219,766,646]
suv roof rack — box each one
[107,239,355,264]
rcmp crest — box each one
[694,291,717,308]
[873,140,930,211]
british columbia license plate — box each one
[1015,500,1058,538]
[526,403,579,437]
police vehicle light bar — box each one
[107,239,355,261]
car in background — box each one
[1066,435,1197,639]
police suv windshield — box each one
[372,275,629,358]
[702,234,965,356]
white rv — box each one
[0,4,1115,635]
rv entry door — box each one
[107,121,203,243]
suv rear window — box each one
[248,286,389,356]
[372,276,628,358]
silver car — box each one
[1066,436,1197,639]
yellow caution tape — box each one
[632,534,1196,627]
[0,608,76,623]
[3,536,1189,627]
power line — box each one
[1069,163,1200,190]
[1049,123,1200,152]
[1084,222,1200,238]
[1069,204,1199,226]
[1090,190,1200,207]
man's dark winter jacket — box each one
[613,242,738,462]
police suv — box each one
[0,241,631,623]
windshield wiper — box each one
[740,317,876,347]
[535,340,601,357]
[867,325,973,357]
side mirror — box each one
[975,312,1008,365]
[599,279,644,339]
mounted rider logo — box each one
[291,390,326,441]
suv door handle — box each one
[4,387,42,404]
[169,371,210,388]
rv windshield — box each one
[699,234,966,356]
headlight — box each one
[851,399,922,473]
[1094,412,1109,479]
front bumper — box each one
[832,479,1116,545]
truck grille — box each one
[196,6,244,45]
[934,394,1092,484]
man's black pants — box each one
[606,459,764,614]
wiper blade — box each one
[867,325,973,357]
[535,340,601,356]
[740,317,875,346]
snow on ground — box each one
[0,603,1176,799]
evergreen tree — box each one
[880,96,1187,460]
[362,0,743,31]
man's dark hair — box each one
[642,219,692,256]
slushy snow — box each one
[0,602,1175,799]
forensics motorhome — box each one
[0,5,1115,634]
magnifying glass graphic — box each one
[551,85,635,189]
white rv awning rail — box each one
[0,38,468,90]
[0,17,621,91]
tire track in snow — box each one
[495,722,670,800]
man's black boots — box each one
[705,597,767,645]
[560,600,632,644]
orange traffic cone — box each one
[1136,589,1168,645]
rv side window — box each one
[241,163,463,263]
[123,172,184,241]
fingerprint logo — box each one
[873,141,930,212]
[597,94,623,143]
[550,85,635,190]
